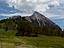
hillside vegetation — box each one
[0,31,64,48]
[0,18,63,37]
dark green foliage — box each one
[0,18,64,37]
[16,19,63,37]
[0,19,17,31]
[17,20,38,36]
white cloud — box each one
[0,0,64,19]
[43,12,64,20]
[48,0,60,6]
[44,0,64,19]
[0,13,32,17]
[5,0,60,13]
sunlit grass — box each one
[17,35,64,48]
[0,30,64,48]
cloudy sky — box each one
[0,0,64,29]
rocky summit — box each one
[10,11,61,30]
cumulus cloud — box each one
[45,0,64,19]
[0,13,32,17]
[0,0,64,19]
[5,0,60,13]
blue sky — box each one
[0,0,64,29]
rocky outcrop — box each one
[24,11,61,30]
[10,11,61,30]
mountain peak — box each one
[24,11,61,30]
[8,11,61,30]
[32,11,45,18]
[33,11,41,15]
[34,11,39,14]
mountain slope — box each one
[0,11,62,36]
[8,11,61,30]
[23,11,61,30]
[0,11,61,30]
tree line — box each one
[0,18,64,37]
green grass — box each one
[0,30,64,48]
[17,35,64,48]
[0,30,17,37]
[0,30,22,48]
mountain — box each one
[0,11,61,30]
[0,11,62,36]
[8,11,61,30]
[22,11,61,30]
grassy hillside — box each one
[0,31,64,48]
[17,35,64,48]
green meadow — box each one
[0,30,64,48]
